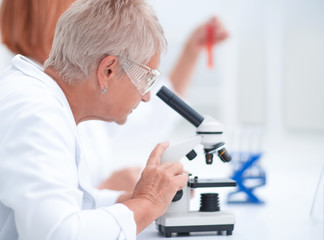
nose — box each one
[141,91,151,102]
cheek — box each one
[109,78,142,118]
[116,92,140,115]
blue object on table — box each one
[227,152,266,204]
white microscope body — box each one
[155,86,236,238]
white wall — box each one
[150,0,238,126]
[149,0,324,137]
[283,0,324,131]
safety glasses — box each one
[119,56,161,95]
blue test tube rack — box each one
[227,152,266,204]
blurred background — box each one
[150,0,324,135]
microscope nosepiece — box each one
[205,142,232,163]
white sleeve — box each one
[0,90,136,240]
[54,204,136,240]
[92,188,124,207]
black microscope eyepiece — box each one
[156,86,204,128]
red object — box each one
[207,24,214,69]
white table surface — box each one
[137,132,324,240]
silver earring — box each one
[101,86,107,95]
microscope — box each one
[155,86,236,238]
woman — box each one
[0,0,228,193]
[0,0,188,239]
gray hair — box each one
[44,0,167,84]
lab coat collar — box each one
[11,54,75,124]
[12,54,43,73]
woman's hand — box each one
[169,16,229,96]
[123,142,188,234]
[186,16,229,55]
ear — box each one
[96,55,120,92]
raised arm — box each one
[169,16,229,96]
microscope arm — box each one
[161,135,201,163]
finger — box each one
[215,25,228,38]
[213,27,229,44]
[207,18,228,45]
[208,16,219,26]
[209,17,222,33]
[172,174,189,191]
[219,31,229,41]
[160,162,184,176]
[146,141,169,167]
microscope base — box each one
[156,211,235,238]
[158,224,234,238]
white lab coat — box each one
[0,49,181,188]
[0,55,136,240]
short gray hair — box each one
[44,0,167,84]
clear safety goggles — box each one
[118,56,161,95]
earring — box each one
[101,86,107,95]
